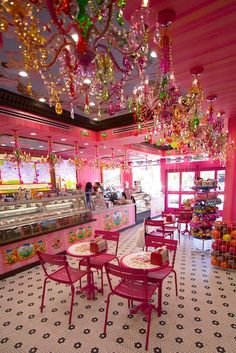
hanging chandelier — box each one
[4,130,31,164]
[40,137,62,170]
[1,0,159,118]
[68,143,87,168]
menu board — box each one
[55,160,76,190]
[20,162,37,184]
[35,162,51,183]
[0,160,20,184]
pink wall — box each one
[77,166,101,189]
[223,117,236,222]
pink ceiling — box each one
[125,0,236,120]
[0,0,236,159]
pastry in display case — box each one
[0,194,93,245]
[131,191,151,223]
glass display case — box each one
[0,195,93,245]
[131,192,151,223]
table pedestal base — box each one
[76,284,101,300]
[130,302,157,320]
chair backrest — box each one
[145,236,178,267]
[37,251,72,283]
[105,262,149,300]
[177,210,193,222]
[144,218,164,235]
[94,230,120,255]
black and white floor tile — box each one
[0,225,235,353]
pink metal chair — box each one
[145,236,178,316]
[37,251,90,324]
[176,210,193,238]
[144,218,175,239]
[104,262,159,351]
[79,230,120,294]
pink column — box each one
[222,117,236,222]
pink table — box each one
[120,251,168,271]
[67,242,103,300]
[120,251,169,315]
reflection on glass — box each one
[217,170,225,191]
[168,194,179,208]
[218,195,224,211]
[200,170,215,180]
[182,172,195,191]
[181,194,194,205]
[103,168,121,188]
[167,172,180,191]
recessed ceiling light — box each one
[39,145,44,148]
[61,138,66,141]
[150,50,157,58]
[1,143,6,146]
[19,70,28,77]
[93,117,98,121]
[62,149,66,151]
[103,146,107,149]
[10,141,15,144]
[30,147,34,150]
[84,78,91,85]
[89,102,95,106]
[117,149,122,152]
[39,97,46,102]
[30,132,37,136]
[80,151,84,154]
[71,33,79,42]
[84,143,89,146]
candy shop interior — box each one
[0,1,236,353]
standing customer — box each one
[85,182,93,208]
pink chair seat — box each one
[51,267,88,284]
[37,251,90,325]
[115,279,157,300]
[147,266,173,281]
[104,263,159,351]
[145,236,178,317]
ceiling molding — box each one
[0,89,135,132]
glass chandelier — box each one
[4,130,31,164]
[1,0,158,118]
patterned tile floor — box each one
[0,225,235,353]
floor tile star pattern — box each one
[0,225,235,353]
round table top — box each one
[120,251,168,271]
[67,242,97,258]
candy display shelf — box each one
[190,179,221,253]
[211,222,236,270]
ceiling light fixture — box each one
[19,70,28,77]
[30,132,37,136]
[39,97,46,102]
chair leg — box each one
[104,293,112,334]
[69,284,75,325]
[40,277,47,312]
[157,283,162,317]
[100,269,104,295]
[173,270,178,296]
[145,306,152,351]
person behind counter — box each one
[76,183,85,196]
[93,181,104,192]
[85,182,93,207]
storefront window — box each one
[103,168,121,188]
[132,165,161,194]
[181,171,195,191]
[168,194,179,208]
[167,172,180,191]
[217,170,225,191]
[200,170,215,180]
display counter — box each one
[0,195,96,278]
[92,203,136,231]
[0,196,136,278]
